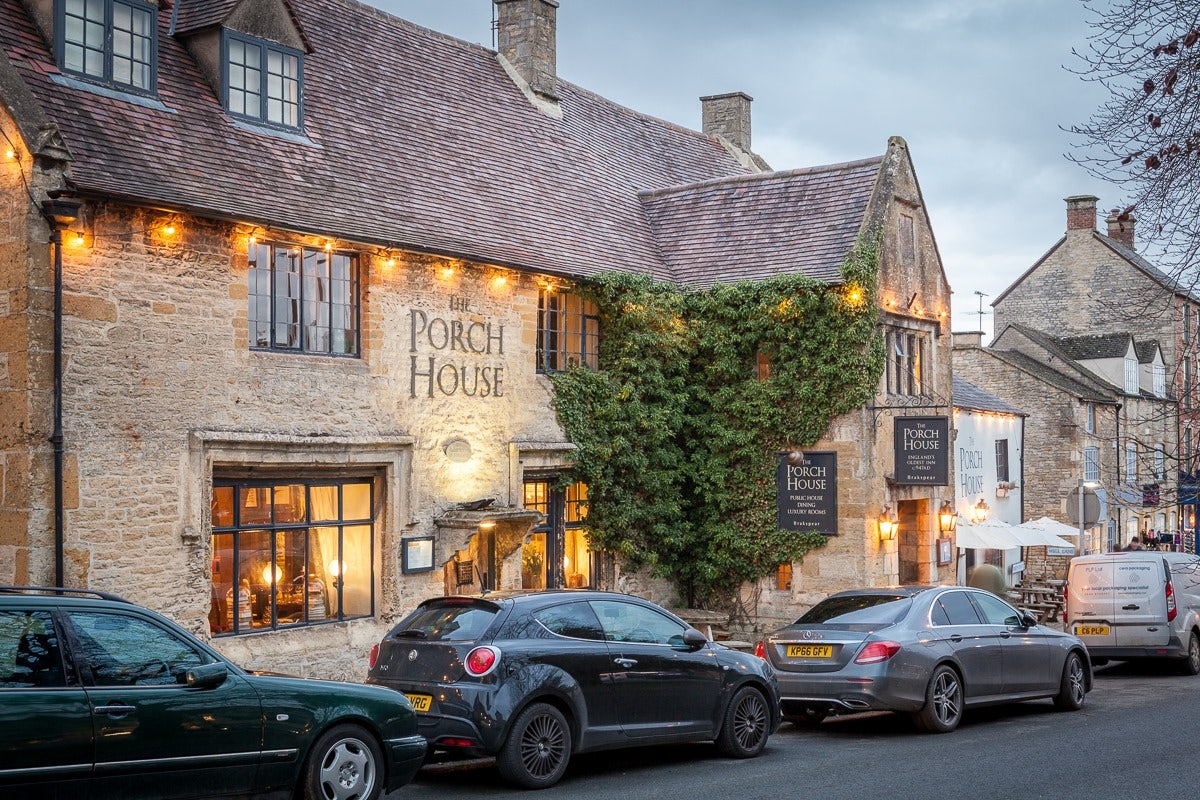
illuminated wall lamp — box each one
[937,500,957,533]
[878,505,899,541]
[972,498,990,523]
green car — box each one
[0,586,426,800]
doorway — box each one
[897,498,931,584]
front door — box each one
[62,609,263,800]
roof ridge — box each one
[638,154,885,200]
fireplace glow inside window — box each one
[209,478,375,635]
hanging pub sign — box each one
[894,416,950,485]
[776,451,838,534]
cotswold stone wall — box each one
[50,203,569,679]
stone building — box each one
[993,195,1200,547]
[1,0,954,675]
[954,323,1175,558]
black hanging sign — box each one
[776,451,838,534]
[894,416,950,485]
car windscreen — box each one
[393,601,499,642]
[794,594,912,625]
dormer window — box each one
[1124,355,1138,394]
[58,0,157,92]
[223,32,302,129]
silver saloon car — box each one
[757,586,1092,732]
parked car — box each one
[0,586,426,800]
[367,590,780,789]
[1065,551,1200,673]
[755,585,1091,733]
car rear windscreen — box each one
[795,594,912,625]
[396,601,498,641]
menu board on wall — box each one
[776,451,838,534]
[894,416,950,485]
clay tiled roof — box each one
[952,376,1026,416]
[640,157,882,289]
[0,0,885,287]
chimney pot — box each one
[495,0,559,102]
[1065,195,1099,233]
[1105,208,1136,250]
[701,92,753,153]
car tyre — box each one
[912,664,962,733]
[1053,651,1087,711]
[715,685,770,758]
[496,702,572,789]
[1181,630,1200,676]
[302,723,383,800]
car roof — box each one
[421,589,668,612]
[0,586,135,605]
[822,585,937,599]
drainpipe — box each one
[40,194,80,588]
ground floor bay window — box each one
[209,477,375,635]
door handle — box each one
[1000,632,1011,639]
[95,704,136,717]
[613,658,637,668]
[1122,604,1139,610]
[950,635,962,643]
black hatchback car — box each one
[367,590,780,789]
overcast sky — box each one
[376,0,1115,338]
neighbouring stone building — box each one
[954,324,1175,557]
[1,0,955,676]
[993,195,1200,550]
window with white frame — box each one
[1125,442,1137,483]
[1153,364,1166,398]
[1084,446,1100,482]
[58,0,156,92]
[1155,443,1166,480]
[1124,356,1139,394]
[1085,402,1096,433]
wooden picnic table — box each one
[1014,583,1064,622]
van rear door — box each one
[1111,556,1171,648]
[1068,555,1118,646]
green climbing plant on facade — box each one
[551,234,886,607]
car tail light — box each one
[368,643,380,670]
[754,641,766,659]
[855,641,902,664]
[464,645,501,677]
[1166,581,1177,622]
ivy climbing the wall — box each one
[551,234,885,608]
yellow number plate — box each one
[405,693,432,712]
[786,644,833,658]
[1074,625,1110,637]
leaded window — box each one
[995,439,1009,483]
[537,290,599,372]
[885,327,927,396]
[248,242,359,356]
[224,32,302,129]
[59,0,156,92]
[210,477,376,635]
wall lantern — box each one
[878,505,899,541]
[937,500,957,533]
[972,498,990,523]
[478,519,497,531]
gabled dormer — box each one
[172,0,313,131]
[22,0,161,96]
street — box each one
[387,661,1198,800]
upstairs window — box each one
[1154,443,1166,480]
[1085,402,1096,434]
[994,439,1009,483]
[59,0,156,92]
[885,327,927,396]
[248,242,359,356]
[224,32,302,129]
[1084,446,1100,483]
[1125,441,1137,483]
[1153,364,1166,398]
[537,290,599,372]
[1124,356,1138,394]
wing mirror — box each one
[185,662,229,689]
[681,628,708,650]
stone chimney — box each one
[701,92,753,153]
[1065,195,1098,233]
[1105,208,1136,249]
[495,0,559,102]
[952,331,983,349]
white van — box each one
[1065,551,1200,674]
